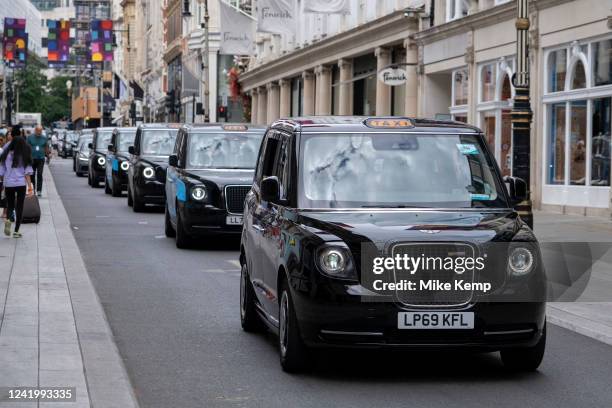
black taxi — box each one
[165,124,266,248]
[88,127,115,188]
[127,124,179,211]
[239,117,545,373]
[105,127,137,197]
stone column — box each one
[302,71,316,116]
[279,79,291,117]
[404,39,418,117]
[315,65,332,115]
[266,82,280,124]
[338,59,353,115]
[258,86,268,125]
[250,89,259,124]
[375,47,392,116]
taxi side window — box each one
[254,136,268,186]
[260,132,281,180]
[272,136,290,200]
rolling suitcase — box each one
[22,194,41,224]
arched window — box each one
[548,49,567,93]
[571,61,587,89]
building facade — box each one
[241,0,612,216]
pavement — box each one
[47,158,612,408]
[0,165,139,408]
[534,211,612,347]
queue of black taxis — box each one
[239,116,546,373]
[127,124,179,211]
[164,124,266,249]
[105,127,137,197]
[88,127,115,188]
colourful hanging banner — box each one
[3,18,28,68]
[89,19,114,63]
[46,19,71,67]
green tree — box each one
[14,62,71,126]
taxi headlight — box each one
[97,157,106,166]
[316,244,356,279]
[120,161,130,171]
[508,246,535,277]
[142,167,155,179]
[191,186,207,201]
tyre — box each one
[111,175,122,197]
[164,205,176,238]
[127,186,133,207]
[175,210,192,249]
[278,280,309,373]
[500,323,546,372]
[132,189,145,212]
[104,178,112,194]
[240,263,263,332]
[87,172,92,186]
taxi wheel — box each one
[240,263,263,332]
[500,323,546,372]
[279,281,309,373]
[104,179,112,194]
[111,176,122,197]
[132,191,145,212]
[91,175,99,188]
[87,172,92,186]
[127,186,133,207]
[175,211,192,249]
[164,206,176,238]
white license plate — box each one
[398,312,474,329]
[226,216,243,225]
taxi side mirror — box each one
[128,146,135,155]
[261,176,280,202]
[88,142,93,149]
[504,176,527,205]
[108,144,115,152]
[168,154,179,167]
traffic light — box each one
[218,106,227,119]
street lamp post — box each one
[511,0,533,228]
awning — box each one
[130,80,144,100]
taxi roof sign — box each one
[223,124,248,131]
[364,118,414,129]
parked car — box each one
[239,116,545,373]
[73,130,94,176]
[88,127,115,188]
[59,131,79,158]
[127,123,179,211]
[164,123,266,248]
[105,127,137,197]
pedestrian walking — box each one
[0,135,34,238]
[0,124,19,220]
[27,125,49,197]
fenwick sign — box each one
[378,63,415,86]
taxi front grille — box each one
[391,242,476,307]
[225,185,251,214]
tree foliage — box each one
[14,63,71,126]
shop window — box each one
[569,101,587,185]
[548,103,566,185]
[453,69,468,106]
[571,61,587,90]
[481,111,496,153]
[592,98,611,186]
[481,64,496,102]
[548,49,567,93]
[593,40,612,87]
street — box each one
[49,158,612,408]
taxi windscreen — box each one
[299,133,507,209]
[187,132,263,169]
[117,131,136,153]
[96,131,113,150]
[141,129,178,156]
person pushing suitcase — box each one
[0,134,34,238]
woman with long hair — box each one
[0,135,34,237]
